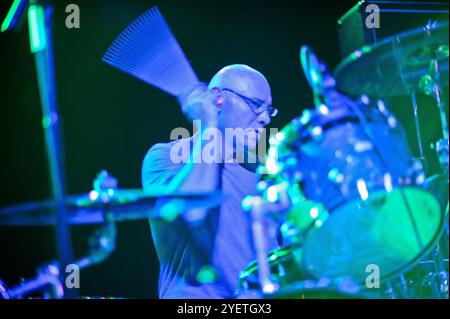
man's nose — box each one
[257,110,271,126]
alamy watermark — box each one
[168,120,279,166]
[65,4,80,29]
[365,264,380,289]
[365,4,380,29]
[65,264,80,289]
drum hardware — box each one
[382,248,449,299]
[280,199,329,247]
[417,49,449,178]
[5,262,65,299]
[254,176,329,247]
[241,182,320,297]
[243,195,280,295]
[0,171,222,298]
[3,209,117,299]
[434,138,449,176]
[0,280,9,299]
[5,222,117,299]
[430,246,449,299]
[418,51,449,142]
[410,92,429,170]
[416,31,449,171]
[383,275,413,299]
[3,205,117,299]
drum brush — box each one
[102,7,199,97]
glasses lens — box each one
[269,106,278,117]
[225,89,277,117]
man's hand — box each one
[169,82,221,194]
[178,83,219,127]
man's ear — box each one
[210,87,224,108]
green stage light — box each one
[1,0,25,32]
[196,265,218,284]
[27,4,46,53]
[338,1,363,25]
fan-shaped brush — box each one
[102,7,199,96]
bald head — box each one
[208,64,271,103]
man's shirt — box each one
[142,138,277,298]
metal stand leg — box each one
[3,215,117,299]
[410,93,427,170]
[250,196,279,296]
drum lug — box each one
[406,158,427,186]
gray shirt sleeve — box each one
[141,142,183,193]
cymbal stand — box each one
[419,57,449,174]
[417,52,449,299]
[6,262,64,299]
[2,211,117,299]
[410,92,427,169]
[76,211,117,271]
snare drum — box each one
[238,245,303,294]
[237,245,369,299]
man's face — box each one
[211,66,272,151]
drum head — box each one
[302,187,443,282]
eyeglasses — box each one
[220,88,278,118]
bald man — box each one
[142,64,278,298]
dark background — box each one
[0,0,448,298]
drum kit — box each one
[239,20,449,299]
[0,21,448,299]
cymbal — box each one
[334,21,449,97]
[0,189,223,226]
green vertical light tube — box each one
[27,4,47,53]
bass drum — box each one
[264,101,443,283]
